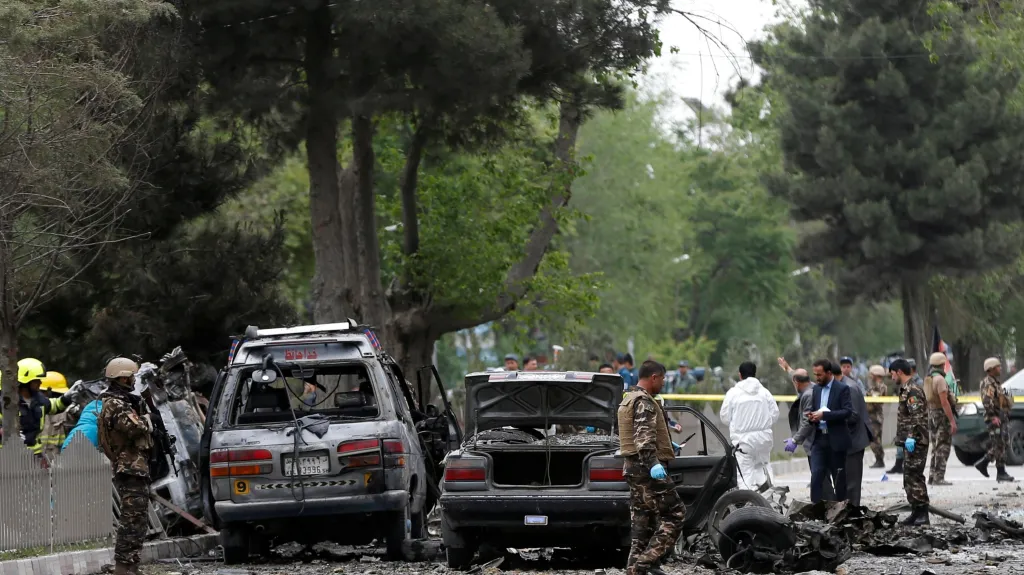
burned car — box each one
[438,371,743,569]
[200,322,457,563]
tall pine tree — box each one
[753,0,1024,361]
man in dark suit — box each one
[845,378,873,506]
[807,359,855,503]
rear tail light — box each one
[588,468,624,482]
[210,449,273,478]
[444,457,487,482]
[382,439,406,468]
[338,439,386,469]
[338,439,380,454]
[588,456,624,482]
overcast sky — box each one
[643,0,788,122]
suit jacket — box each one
[792,386,817,453]
[810,378,854,451]
[847,384,872,452]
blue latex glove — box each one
[672,442,680,450]
[784,438,797,453]
[585,426,595,433]
[650,464,667,480]
[905,438,916,453]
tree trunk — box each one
[306,2,353,323]
[391,325,438,409]
[350,115,389,330]
[901,277,933,366]
[0,325,18,442]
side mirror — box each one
[251,370,277,385]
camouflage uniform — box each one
[896,378,929,507]
[926,369,953,483]
[618,386,685,575]
[867,378,887,463]
[980,375,1013,466]
[98,383,153,569]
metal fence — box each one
[0,435,113,553]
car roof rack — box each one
[243,319,362,339]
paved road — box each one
[147,459,1024,575]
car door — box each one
[199,368,228,528]
[662,406,736,529]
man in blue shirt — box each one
[616,353,637,390]
[807,359,855,503]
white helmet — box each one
[105,357,139,379]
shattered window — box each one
[228,363,380,425]
[665,408,727,457]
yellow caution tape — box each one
[659,393,983,404]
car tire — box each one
[385,507,410,561]
[1006,421,1024,466]
[445,545,476,570]
[705,489,772,547]
[954,446,984,467]
[716,507,796,570]
[220,524,249,565]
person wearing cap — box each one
[976,358,1015,482]
[676,361,696,392]
[866,365,888,468]
[504,354,520,372]
[839,357,865,395]
[888,357,921,475]
[891,358,930,525]
[925,352,957,486]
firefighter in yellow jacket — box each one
[39,371,70,458]
[16,359,73,458]
[618,360,684,575]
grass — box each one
[0,538,112,560]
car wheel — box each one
[385,507,410,561]
[704,489,772,547]
[445,545,476,570]
[220,524,249,565]
[716,507,797,573]
[954,446,984,467]
[1006,421,1024,466]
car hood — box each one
[463,371,621,434]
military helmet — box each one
[40,371,68,394]
[105,357,139,380]
[984,357,1001,372]
[929,352,946,367]
[869,365,885,377]
[17,358,46,385]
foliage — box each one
[752,0,1024,361]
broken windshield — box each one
[228,363,380,425]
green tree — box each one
[0,0,169,437]
[752,0,1024,363]
[188,0,671,394]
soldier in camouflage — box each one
[925,353,957,486]
[976,358,1016,482]
[617,361,684,575]
[97,358,152,575]
[867,365,888,468]
[891,359,930,525]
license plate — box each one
[284,455,329,476]
[524,515,548,526]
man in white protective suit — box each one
[720,361,780,490]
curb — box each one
[0,534,219,575]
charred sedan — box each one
[438,371,740,569]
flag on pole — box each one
[932,324,958,397]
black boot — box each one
[870,458,886,469]
[887,458,904,474]
[997,466,1016,483]
[901,506,930,526]
[975,456,991,478]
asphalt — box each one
[143,459,1024,575]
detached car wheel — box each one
[716,507,796,572]
[1006,421,1024,466]
[705,489,772,546]
[954,446,984,467]
[220,524,249,565]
